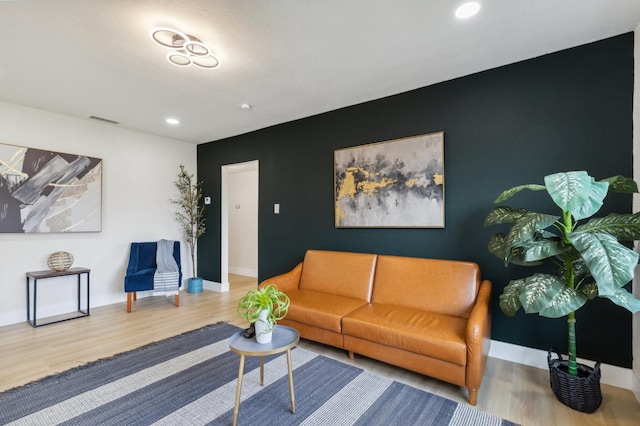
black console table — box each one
[26,267,91,327]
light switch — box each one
[204,196,211,205]
[274,204,280,214]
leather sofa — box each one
[262,249,492,405]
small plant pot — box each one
[547,348,602,413]
[255,309,273,344]
[187,277,203,294]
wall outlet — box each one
[204,196,211,205]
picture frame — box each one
[0,142,102,233]
[334,132,444,228]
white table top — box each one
[228,325,300,356]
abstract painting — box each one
[0,142,102,233]
[335,132,444,228]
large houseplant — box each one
[171,165,206,293]
[237,284,290,343]
[484,171,640,412]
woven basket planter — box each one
[547,347,602,413]
[47,251,74,271]
[188,277,203,293]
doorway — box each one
[220,160,259,290]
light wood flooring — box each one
[1,274,639,425]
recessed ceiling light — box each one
[455,2,481,19]
[166,118,180,125]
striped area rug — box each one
[0,323,518,425]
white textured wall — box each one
[0,101,196,326]
[228,168,258,277]
[633,26,640,402]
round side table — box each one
[228,325,300,426]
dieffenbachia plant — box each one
[485,171,640,376]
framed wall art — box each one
[0,142,102,233]
[334,132,444,228]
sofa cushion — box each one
[298,250,377,302]
[285,289,369,333]
[342,303,467,366]
[372,255,480,318]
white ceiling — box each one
[1,1,639,145]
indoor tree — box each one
[484,171,640,378]
[171,164,206,279]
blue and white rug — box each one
[0,323,518,425]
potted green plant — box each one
[237,284,290,343]
[171,165,206,293]
[484,171,640,413]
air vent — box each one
[89,115,120,125]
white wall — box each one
[0,101,196,326]
[228,166,258,277]
[633,26,640,402]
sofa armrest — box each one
[465,279,492,405]
[259,262,303,292]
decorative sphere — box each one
[47,251,74,271]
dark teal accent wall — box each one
[197,33,634,367]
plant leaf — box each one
[601,175,639,193]
[576,213,640,241]
[600,288,640,313]
[499,279,525,316]
[544,171,592,212]
[577,282,598,299]
[484,206,531,227]
[569,232,639,295]
[505,213,559,249]
[494,184,547,203]
[522,238,569,262]
[488,233,509,263]
[518,273,587,318]
[570,178,608,220]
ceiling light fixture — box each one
[166,118,180,125]
[455,2,481,19]
[150,27,220,70]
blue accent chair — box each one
[124,241,182,312]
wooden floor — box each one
[1,274,639,425]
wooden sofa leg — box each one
[468,388,478,406]
[175,293,180,307]
[133,291,137,301]
[127,293,132,313]
[348,351,355,360]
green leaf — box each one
[602,175,639,193]
[505,212,559,249]
[544,171,592,212]
[576,213,640,241]
[601,288,640,313]
[488,233,509,263]
[499,279,525,316]
[522,238,568,262]
[577,282,598,299]
[518,273,587,318]
[570,178,608,220]
[572,258,592,282]
[484,206,531,227]
[569,232,639,295]
[494,184,547,203]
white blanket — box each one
[153,239,180,296]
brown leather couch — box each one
[262,249,492,405]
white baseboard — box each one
[204,280,229,292]
[228,266,258,277]
[633,370,640,403]
[489,339,633,390]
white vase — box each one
[255,309,273,344]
